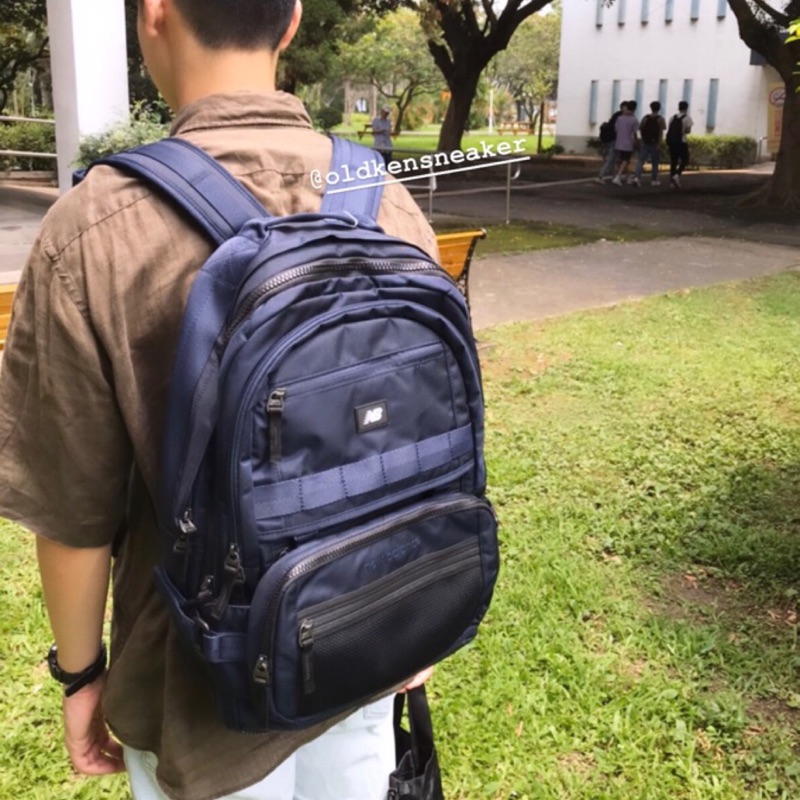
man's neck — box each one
[172,47,279,111]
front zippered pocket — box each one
[246,493,499,729]
[295,538,480,703]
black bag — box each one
[666,113,685,146]
[640,114,661,144]
[388,687,444,800]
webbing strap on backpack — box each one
[320,137,383,220]
[76,135,385,244]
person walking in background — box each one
[633,101,666,186]
[596,101,626,183]
[666,101,693,188]
[611,101,639,187]
[372,104,394,164]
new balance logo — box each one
[363,407,384,426]
[355,400,389,433]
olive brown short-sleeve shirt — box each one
[0,91,438,800]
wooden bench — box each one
[435,229,487,315]
[0,231,486,349]
[0,284,16,351]
[497,121,531,135]
[356,125,374,141]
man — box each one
[633,100,666,187]
[666,100,693,188]
[371,104,393,164]
[0,1,436,799]
[610,101,639,187]
[596,101,626,183]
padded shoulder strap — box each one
[75,138,267,246]
[320,136,384,221]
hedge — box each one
[586,133,758,169]
[0,120,57,171]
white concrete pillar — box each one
[46,0,130,192]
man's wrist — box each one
[47,643,107,697]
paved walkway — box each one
[2,167,799,330]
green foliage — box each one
[489,5,561,123]
[0,0,49,113]
[339,9,443,134]
[0,120,55,171]
[313,104,344,132]
[688,135,758,168]
[75,106,168,167]
[585,135,757,169]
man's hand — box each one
[400,666,434,693]
[62,675,125,775]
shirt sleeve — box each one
[0,234,132,548]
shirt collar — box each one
[170,91,313,136]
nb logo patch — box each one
[355,401,389,433]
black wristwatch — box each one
[47,643,107,697]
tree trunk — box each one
[766,82,800,210]
[437,69,481,152]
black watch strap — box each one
[47,643,107,697]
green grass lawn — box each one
[2,274,800,798]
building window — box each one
[683,79,693,107]
[717,0,727,17]
[691,0,701,20]
[590,81,599,125]
[707,79,720,129]
[635,80,644,112]
[618,0,627,25]
[665,0,674,22]
[641,0,650,23]
[596,0,604,27]
[658,79,668,111]
[612,80,621,114]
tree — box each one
[725,0,800,210]
[0,0,49,114]
[420,0,555,151]
[339,9,443,134]
[489,6,560,126]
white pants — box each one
[124,696,395,800]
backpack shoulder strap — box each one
[320,136,384,221]
[74,138,267,246]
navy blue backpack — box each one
[83,136,499,733]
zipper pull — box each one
[298,618,316,695]
[210,545,245,620]
[253,654,270,685]
[268,389,286,464]
[173,508,197,554]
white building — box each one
[556,0,783,156]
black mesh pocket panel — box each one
[295,540,481,716]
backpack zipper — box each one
[223,258,440,346]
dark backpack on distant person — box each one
[666,114,685,146]
[599,111,621,144]
[640,114,662,145]
[77,137,499,734]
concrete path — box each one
[469,236,800,331]
[0,184,55,284]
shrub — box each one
[312,105,344,133]
[687,135,757,168]
[76,105,168,167]
[0,120,57,171]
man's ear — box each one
[277,0,303,53]
[139,0,168,40]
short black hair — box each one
[172,0,296,51]
[650,101,661,113]
[627,100,638,111]
[678,100,689,111]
